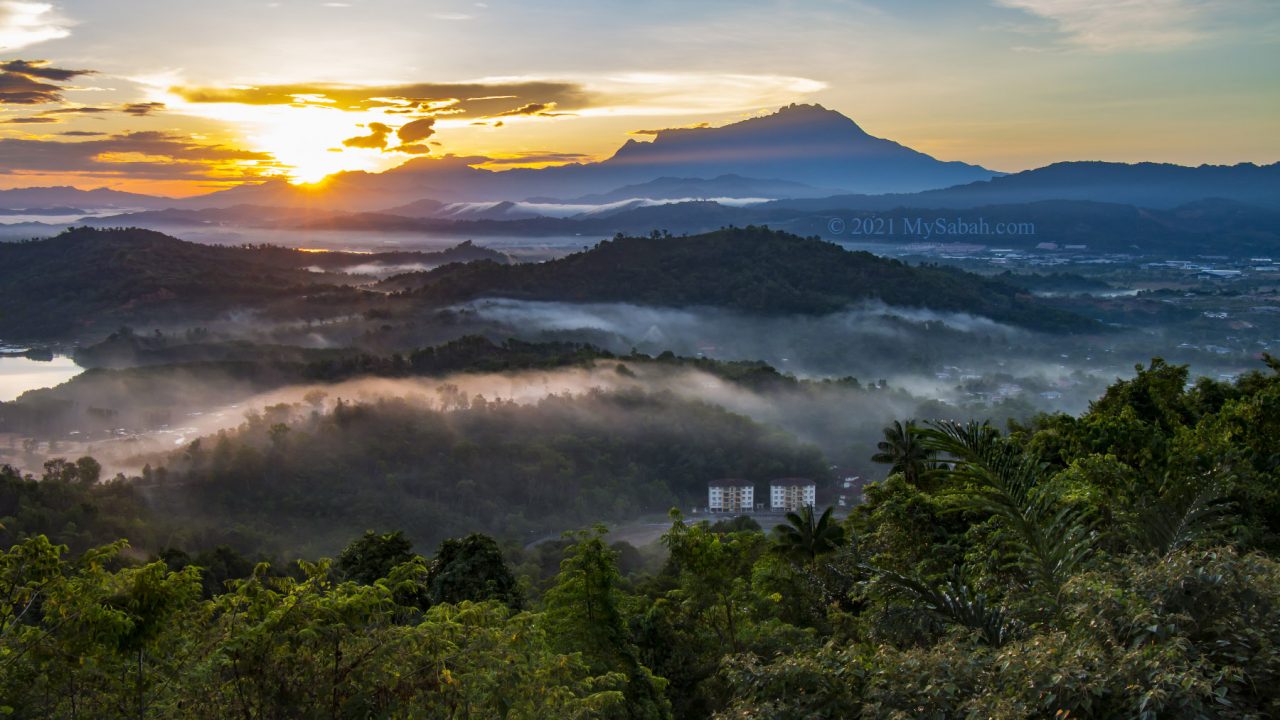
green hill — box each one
[397,226,1096,333]
[0,227,336,339]
[0,227,506,340]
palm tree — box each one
[772,506,845,566]
[920,420,1098,611]
[871,419,933,486]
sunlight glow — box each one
[157,92,410,184]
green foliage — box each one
[3,356,1280,717]
[923,419,1100,612]
[770,506,846,567]
[870,418,934,487]
[409,226,1096,332]
[0,462,152,553]
[0,536,627,718]
[427,533,523,609]
[336,529,416,584]
[153,390,827,556]
[544,526,672,719]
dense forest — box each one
[395,226,1096,333]
[0,228,506,340]
[3,356,1280,717]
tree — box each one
[427,533,523,608]
[771,506,845,566]
[871,419,934,486]
[543,526,671,719]
[921,420,1098,614]
[337,530,416,584]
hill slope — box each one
[177,104,997,208]
[0,227,329,339]
[394,226,1095,333]
[768,161,1280,211]
[0,228,507,340]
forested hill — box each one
[0,227,505,339]
[395,226,1097,333]
[0,227,324,339]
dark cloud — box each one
[393,143,432,155]
[481,151,593,166]
[2,116,57,123]
[396,117,435,143]
[341,122,392,149]
[39,106,111,116]
[0,60,95,82]
[59,130,106,136]
[0,60,96,104]
[0,131,281,180]
[171,80,592,119]
[0,72,64,104]
[493,102,551,117]
[122,101,166,116]
[629,122,710,135]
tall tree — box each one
[871,419,934,486]
[771,506,845,566]
[427,533,523,608]
[336,530,416,584]
[544,526,672,720]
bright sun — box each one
[163,96,407,184]
[248,106,392,183]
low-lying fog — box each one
[91,362,930,478]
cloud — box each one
[58,129,103,136]
[340,118,438,155]
[0,1,69,51]
[392,143,432,155]
[0,130,282,180]
[39,105,110,114]
[1,114,55,122]
[172,80,592,120]
[0,59,91,80]
[396,116,436,143]
[995,0,1209,51]
[630,122,710,136]
[122,101,166,116]
[341,121,392,149]
[492,101,552,117]
[0,59,95,104]
[169,74,827,124]
[0,68,62,103]
[477,151,593,166]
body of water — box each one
[0,355,83,402]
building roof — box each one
[770,477,816,487]
[708,478,754,488]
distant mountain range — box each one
[2,103,1277,257]
[550,174,841,204]
[73,196,1280,258]
[1,104,997,212]
[765,161,1280,211]
[0,185,177,211]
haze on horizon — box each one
[0,0,1277,196]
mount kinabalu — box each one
[175,104,999,210]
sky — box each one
[0,0,1277,196]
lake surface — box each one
[0,356,83,402]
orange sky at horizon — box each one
[1,1,1277,197]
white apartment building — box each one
[708,479,754,513]
[770,478,816,512]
